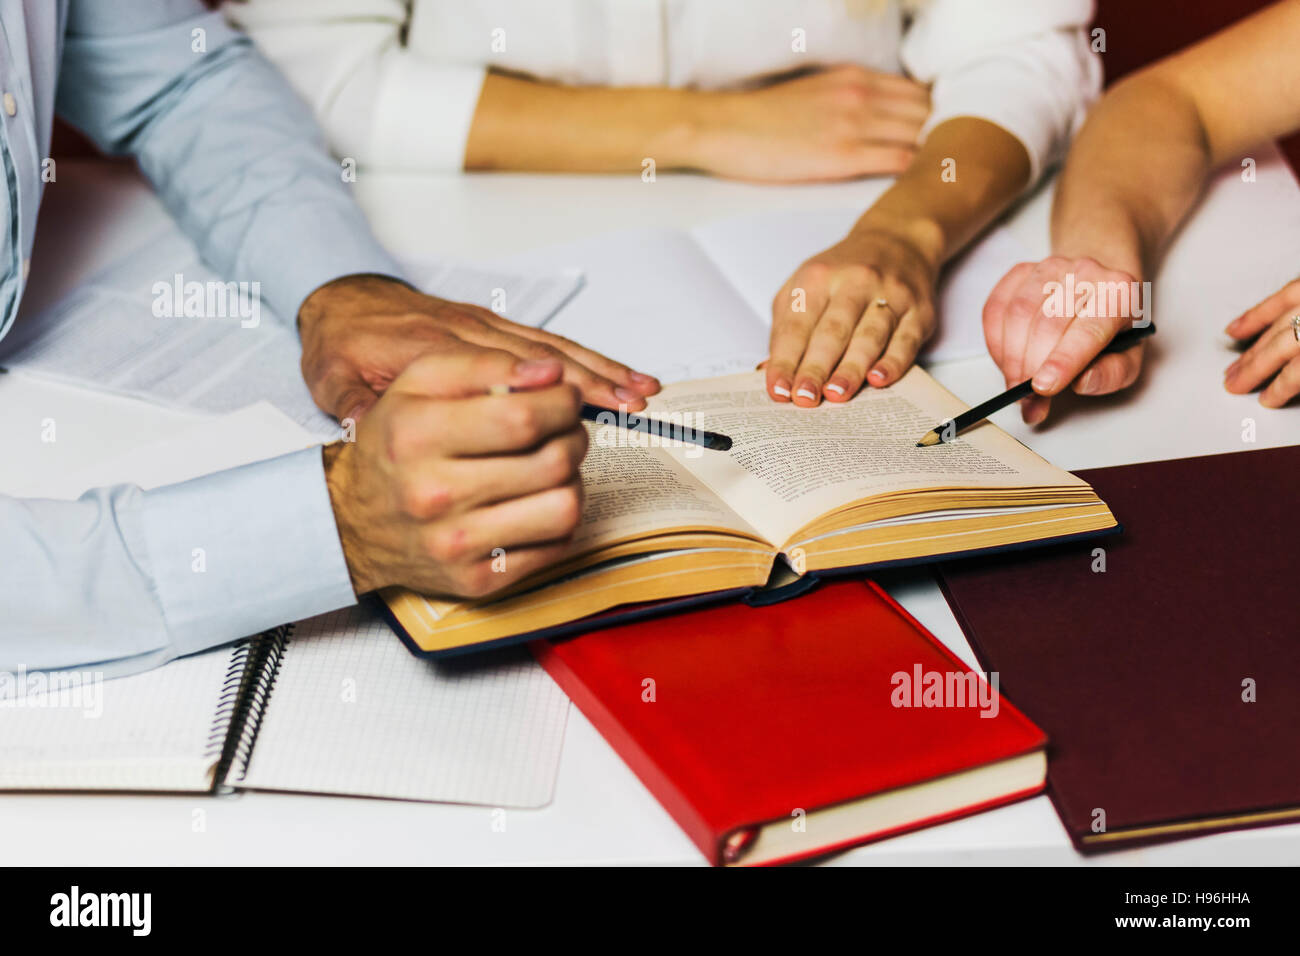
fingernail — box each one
[1076,370,1097,394]
[868,367,888,385]
[795,385,819,402]
[629,371,658,386]
[773,381,792,399]
[1224,359,1241,379]
[1032,370,1057,393]
[825,380,847,398]
[614,386,640,403]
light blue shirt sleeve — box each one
[1,1,400,676]
[55,2,403,321]
[0,447,358,678]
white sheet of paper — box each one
[503,227,769,383]
[2,227,585,438]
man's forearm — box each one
[849,117,1032,269]
[1050,75,1214,279]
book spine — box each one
[210,623,293,792]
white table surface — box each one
[2,154,1299,866]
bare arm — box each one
[985,0,1300,421]
[464,66,928,181]
[1053,0,1300,276]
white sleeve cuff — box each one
[139,446,357,658]
[368,54,487,172]
[919,28,1102,187]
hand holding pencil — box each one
[980,256,1150,425]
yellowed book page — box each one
[561,422,763,553]
[644,369,1088,546]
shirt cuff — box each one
[369,55,487,172]
[251,204,408,324]
[138,445,357,657]
[921,31,1102,188]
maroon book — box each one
[935,445,1300,852]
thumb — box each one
[312,367,381,424]
[390,344,564,400]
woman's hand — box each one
[982,256,1147,424]
[1224,278,1300,407]
[766,226,937,405]
[687,66,930,183]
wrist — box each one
[849,211,946,271]
[1050,212,1148,281]
[298,273,417,334]
[667,90,737,171]
[322,441,380,595]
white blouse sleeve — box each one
[222,0,486,172]
[900,0,1103,186]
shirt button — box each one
[2,93,15,117]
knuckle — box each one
[501,400,542,445]
[400,479,451,520]
[817,315,853,341]
[559,382,583,418]
[799,261,832,286]
[839,264,879,288]
[833,83,872,109]
[553,484,584,533]
[383,413,418,463]
[798,361,829,382]
[425,525,472,565]
[1076,318,1115,348]
[893,330,924,355]
[539,440,578,485]
[453,562,496,599]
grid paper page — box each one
[0,645,239,791]
[234,606,570,808]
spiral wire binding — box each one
[208,623,293,793]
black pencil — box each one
[581,403,732,452]
[916,323,1156,447]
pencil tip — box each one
[916,431,941,447]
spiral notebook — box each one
[0,604,569,807]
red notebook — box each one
[532,578,1046,866]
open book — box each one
[384,367,1119,655]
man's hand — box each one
[983,256,1148,424]
[298,275,659,423]
[323,348,587,598]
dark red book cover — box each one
[532,578,1046,866]
[936,445,1300,852]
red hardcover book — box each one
[532,578,1047,866]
